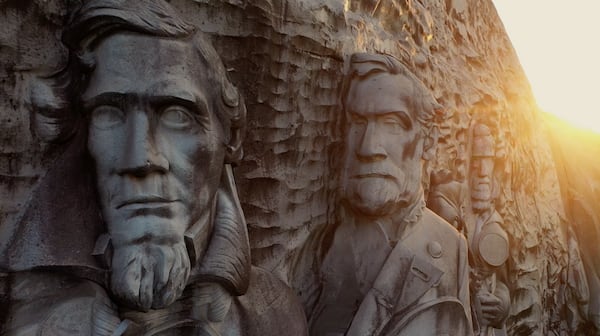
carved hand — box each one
[478,291,508,328]
[117,282,233,334]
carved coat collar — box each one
[312,194,443,335]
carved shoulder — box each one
[229,266,308,336]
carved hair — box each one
[28,0,246,163]
[343,52,444,134]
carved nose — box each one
[478,165,487,176]
[356,122,387,161]
[477,161,493,177]
[117,111,169,177]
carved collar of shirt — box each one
[378,193,426,243]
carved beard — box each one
[471,183,492,213]
[471,199,492,213]
[110,239,191,312]
[342,159,422,217]
[347,177,403,216]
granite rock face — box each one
[0,0,592,335]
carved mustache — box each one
[471,180,491,190]
[348,164,403,180]
[105,175,185,207]
[348,166,405,184]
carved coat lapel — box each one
[346,238,444,336]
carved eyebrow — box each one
[348,111,367,121]
[151,95,211,126]
[81,92,127,110]
[149,95,209,115]
[82,92,210,118]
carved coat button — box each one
[428,241,443,258]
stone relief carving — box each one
[428,122,511,336]
[308,53,473,336]
[0,0,597,335]
[466,123,510,336]
[0,1,306,334]
[427,129,468,232]
[427,169,467,232]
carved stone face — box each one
[83,33,226,309]
[84,32,225,247]
[341,73,425,217]
[470,155,494,212]
[470,124,496,213]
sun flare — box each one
[493,0,600,134]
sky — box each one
[492,1,600,133]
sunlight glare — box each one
[493,0,600,134]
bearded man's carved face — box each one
[341,73,426,217]
[83,33,226,311]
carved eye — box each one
[383,116,402,126]
[90,105,125,129]
[382,113,411,132]
[160,105,194,129]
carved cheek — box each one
[347,122,368,155]
[481,158,494,176]
[400,131,422,161]
[88,123,126,174]
[171,128,225,186]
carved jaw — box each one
[93,164,251,310]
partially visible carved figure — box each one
[0,1,307,334]
[467,123,510,336]
[309,53,473,336]
[428,129,468,232]
[427,168,467,231]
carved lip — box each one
[472,181,490,190]
[472,177,491,184]
[116,196,176,210]
[352,173,394,179]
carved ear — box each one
[222,81,246,164]
[422,125,439,161]
[225,116,245,163]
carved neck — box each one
[388,193,425,241]
[472,203,493,219]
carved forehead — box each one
[92,33,195,61]
[472,123,495,157]
[82,33,209,102]
[346,73,415,116]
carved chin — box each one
[472,199,492,212]
[110,241,191,311]
[346,178,402,216]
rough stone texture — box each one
[0,0,588,335]
[546,114,600,334]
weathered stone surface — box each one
[0,0,592,335]
[546,114,600,334]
